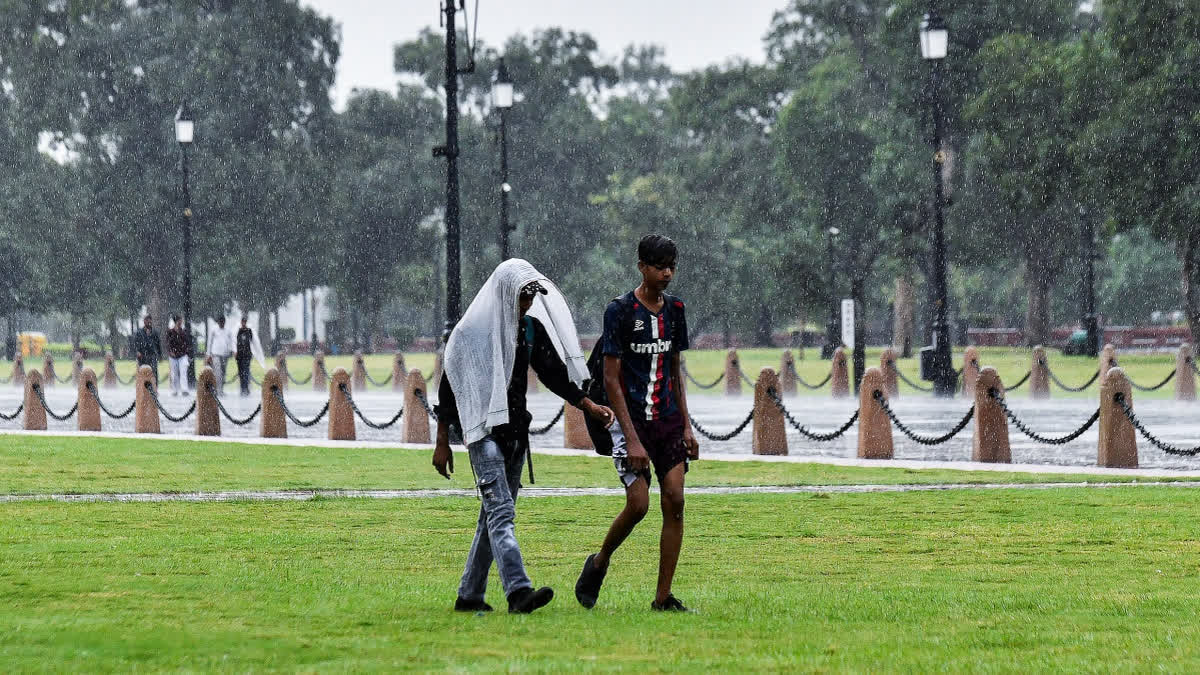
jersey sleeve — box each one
[599,300,624,357]
[673,299,689,352]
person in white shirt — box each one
[208,316,234,396]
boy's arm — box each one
[671,357,699,459]
[604,355,649,469]
[529,321,613,424]
[431,374,457,479]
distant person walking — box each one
[235,317,254,396]
[166,314,190,396]
[208,316,234,396]
[133,315,162,384]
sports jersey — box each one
[599,290,689,421]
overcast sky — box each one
[302,0,789,108]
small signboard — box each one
[841,299,855,347]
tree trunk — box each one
[1025,270,1053,347]
[106,314,120,357]
[256,309,269,358]
[146,266,169,356]
[893,268,915,358]
[1181,227,1200,346]
[754,303,773,347]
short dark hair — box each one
[172,314,182,322]
[638,234,677,266]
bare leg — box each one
[592,477,649,569]
[655,463,686,604]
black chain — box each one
[144,382,196,422]
[425,370,435,383]
[31,383,78,421]
[364,370,394,387]
[1127,369,1176,392]
[1114,392,1200,456]
[1006,370,1032,391]
[250,372,262,386]
[690,409,755,441]
[529,405,565,435]
[86,381,137,419]
[1043,362,1100,392]
[734,362,757,387]
[888,360,934,393]
[0,403,22,420]
[682,364,725,389]
[337,382,403,429]
[318,362,330,380]
[987,388,1098,445]
[788,361,833,390]
[873,391,973,446]
[767,388,858,441]
[1190,357,1200,378]
[287,370,313,385]
[414,388,439,420]
[158,371,169,385]
[271,386,330,428]
[115,370,135,385]
[225,370,239,384]
[206,383,261,426]
[54,372,72,384]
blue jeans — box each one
[458,435,532,602]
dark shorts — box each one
[611,412,688,487]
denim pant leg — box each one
[457,436,530,601]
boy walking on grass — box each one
[575,234,700,612]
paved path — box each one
[5,481,1200,504]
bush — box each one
[390,326,416,350]
[277,327,297,342]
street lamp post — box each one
[919,8,956,397]
[821,226,840,359]
[1080,207,1099,357]
[175,104,195,387]
[493,58,515,260]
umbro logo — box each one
[634,319,645,331]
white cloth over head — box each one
[444,258,588,445]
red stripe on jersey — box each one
[649,313,667,419]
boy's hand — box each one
[682,427,699,460]
[626,439,651,470]
[582,399,615,428]
[432,443,454,479]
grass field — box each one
[11,345,1186,398]
[5,486,1200,671]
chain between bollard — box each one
[788,361,832,390]
[86,381,136,419]
[115,371,135,386]
[337,382,403,429]
[767,388,858,441]
[414,388,439,421]
[144,381,196,422]
[0,403,22,420]
[734,362,757,387]
[31,383,78,421]
[270,386,330,428]
[287,370,313,385]
[363,370,393,387]
[690,409,755,441]
[1043,362,1100,392]
[54,372,72,384]
[1006,371,1032,391]
[1127,369,1176,392]
[206,383,261,425]
[887,360,934,393]
[1113,392,1200,456]
[987,388,1098,445]
[682,364,724,389]
[529,405,565,435]
[872,390,973,446]
[250,372,263,386]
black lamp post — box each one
[175,104,196,386]
[493,58,515,260]
[919,8,956,396]
[821,226,841,359]
[1080,206,1099,357]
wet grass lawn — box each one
[4,487,1200,671]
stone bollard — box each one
[328,367,356,441]
[527,366,540,394]
[778,350,797,396]
[134,365,160,434]
[352,351,367,391]
[971,367,1011,463]
[1030,346,1050,399]
[195,367,220,436]
[879,349,899,398]
[260,369,287,438]
[403,370,431,444]
[102,352,118,388]
[752,368,786,455]
[393,353,406,393]
[563,404,593,449]
[275,354,289,391]
[204,354,213,368]
[432,353,443,390]
[856,367,893,459]
[1098,367,1137,468]
[312,351,327,392]
[77,367,101,432]
[1175,344,1195,402]
[11,354,24,387]
[22,369,47,431]
[831,347,850,399]
[42,355,56,389]
[1100,343,1118,381]
[725,350,742,397]
[961,346,980,399]
[71,352,83,384]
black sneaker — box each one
[507,586,554,614]
[650,594,690,612]
[574,553,608,609]
[454,597,493,612]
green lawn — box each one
[4,488,1200,671]
[0,435,1185,496]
